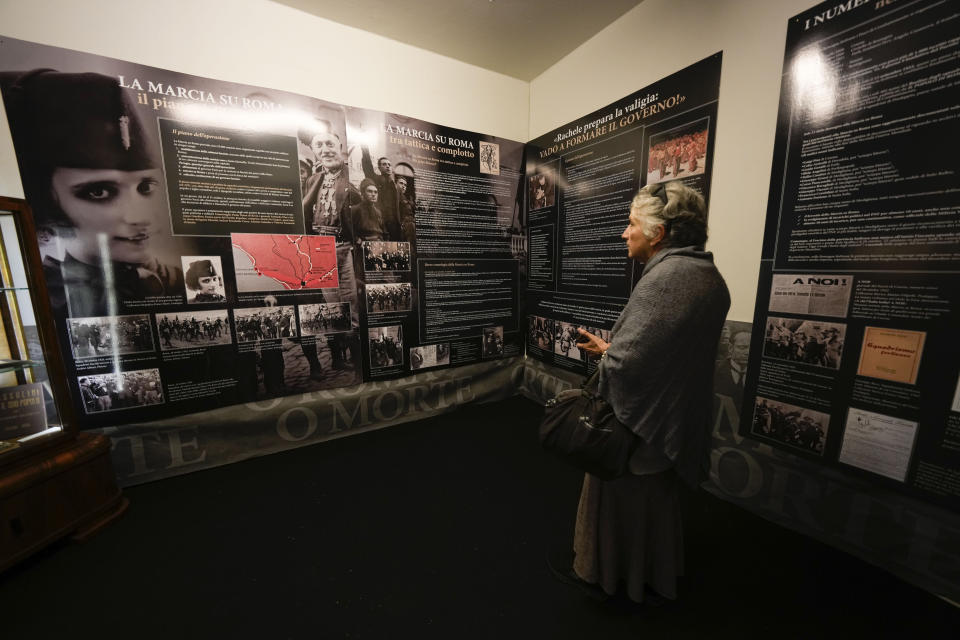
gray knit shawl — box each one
[598,246,730,487]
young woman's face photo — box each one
[198,275,221,295]
[50,167,165,264]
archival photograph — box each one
[363,241,411,272]
[369,325,404,369]
[528,163,556,210]
[763,316,846,369]
[234,306,298,342]
[410,343,450,370]
[751,396,829,455]
[157,310,233,351]
[67,314,154,359]
[366,283,413,314]
[298,303,352,335]
[482,326,504,359]
[79,368,164,414]
[554,322,611,362]
[953,371,960,413]
[647,119,709,184]
[182,256,227,303]
[528,315,555,350]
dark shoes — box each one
[642,587,670,608]
[546,553,610,602]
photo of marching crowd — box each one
[366,283,412,314]
[369,325,403,369]
[298,303,351,335]
[157,310,233,351]
[528,315,554,350]
[78,368,164,414]
[234,306,298,343]
[647,120,709,184]
[363,241,411,272]
[410,343,450,370]
[752,396,829,455]
[554,321,611,362]
[763,316,846,370]
[67,315,154,359]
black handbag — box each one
[539,371,639,480]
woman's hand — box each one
[576,328,610,357]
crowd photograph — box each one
[554,321,611,362]
[157,310,233,350]
[752,396,829,454]
[298,302,352,335]
[366,283,412,313]
[647,122,708,183]
[234,306,298,343]
[763,316,846,369]
[68,314,154,359]
[363,241,411,272]
[78,368,164,414]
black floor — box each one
[2,396,957,638]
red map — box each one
[231,233,338,292]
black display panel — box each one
[741,0,960,510]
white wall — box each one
[530,0,815,322]
[0,0,529,197]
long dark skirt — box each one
[573,469,683,603]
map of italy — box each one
[231,233,338,292]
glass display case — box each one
[0,196,126,571]
[0,197,73,451]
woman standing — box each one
[564,181,730,605]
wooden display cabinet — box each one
[0,196,128,572]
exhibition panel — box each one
[524,54,721,376]
[742,0,960,512]
[0,37,525,430]
[0,0,957,602]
